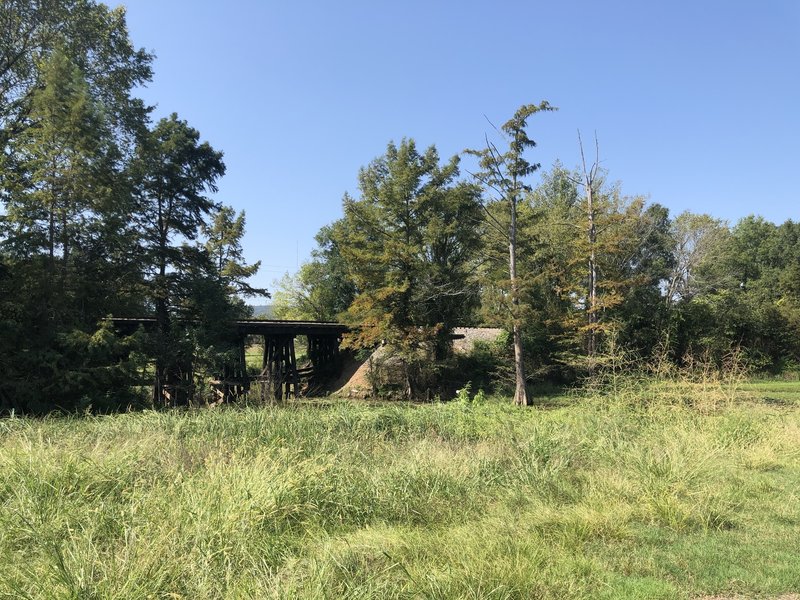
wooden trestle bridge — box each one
[111,318,347,404]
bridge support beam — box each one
[261,334,299,402]
[110,318,348,405]
[154,357,194,407]
[213,334,250,403]
[307,334,341,378]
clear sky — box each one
[121,0,799,296]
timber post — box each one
[307,333,342,378]
[261,334,299,401]
[109,318,347,405]
[217,334,250,403]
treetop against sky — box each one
[121,0,798,293]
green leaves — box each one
[0,1,269,412]
[467,100,558,205]
[0,0,153,146]
[335,139,482,357]
[204,205,265,299]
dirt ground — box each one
[327,352,373,398]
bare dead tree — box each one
[578,131,601,359]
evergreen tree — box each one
[0,0,152,148]
[204,205,266,300]
[526,165,674,368]
[2,50,111,277]
[130,114,226,405]
[0,49,141,412]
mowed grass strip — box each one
[1,389,799,599]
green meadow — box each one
[1,382,799,599]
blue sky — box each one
[122,0,799,296]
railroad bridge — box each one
[111,318,347,404]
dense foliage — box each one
[0,1,262,412]
[1,1,797,411]
[279,134,800,396]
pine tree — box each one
[0,50,141,411]
[204,205,266,299]
[528,164,674,366]
[0,0,152,148]
[2,50,109,277]
[130,114,225,405]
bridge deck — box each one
[110,318,347,337]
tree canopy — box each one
[0,1,264,412]
[334,140,482,376]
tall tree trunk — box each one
[47,201,55,267]
[579,131,600,362]
[153,250,169,406]
[47,164,56,273]
[153,297,168,407]
[61,202,69,287]
[509,191,529,406]
[586,182,597,358]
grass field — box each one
[1,382,799,599]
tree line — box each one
[274,111,800,401]
[2,1,797,412]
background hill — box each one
[249,305,275,319]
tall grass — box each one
[580,332,754,413]
[1,388,799,598]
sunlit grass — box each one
[1,384,799,598]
